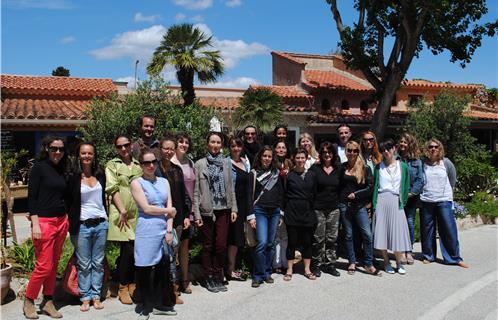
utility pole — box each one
[134,60,139,89]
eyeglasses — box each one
[116,143,131,149]
[322,150,332,155]
[140,160,157,166]
[364,138,375,142]
[428,145,439,150]
[245,132,256,136]
[346,148,360,154]
[48,146,65,153]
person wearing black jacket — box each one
[242,125,261,165]
[67,142,108,312]
[157,136,191,304]
[339,141,379,276]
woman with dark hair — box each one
[419,139,468,268]
[360,131,382,173]
[398,133,424,265]
[105,135,142,305]
[157,136,190,304]
[193,132,238,293]
[67,142,108,311]
[283,148,317,281]
[227,136,252,281]
[171,133,195,294]
[131,149,178,318]
[24,136,70,319]
[372,139,412,275]
[339,141,379,276]
[248,145,285,288]
[272,141,292,273]
[310,142,342,277]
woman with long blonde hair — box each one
[298,133,318,170]
[338,141,379,276]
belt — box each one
[80,217,106,228]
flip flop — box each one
[283,273,293,281]
[80,301,90,312]
[304,272,316,280]
[347,267,356,275]
[93,299,104,310]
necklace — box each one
[385,161,398,186]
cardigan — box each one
[372,161,411,209]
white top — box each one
[378,160,401,195]
[337,145,347,163]
[305,156,316,170]
[80,181,107,221]
[420,161,453,202]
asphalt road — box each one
[2,220,497,320]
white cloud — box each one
[207,76,258,88]
[59,36,75,44]
[3,0,73,9]
[225,0,242,7]
[173,0,212,10]
[91,23,270,72]
[134,12,160,23]
[191,14,204,22]
[175,13,187,21]
[90,25,166,61]
[115,76,136,89]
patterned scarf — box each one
[206,152,227,207]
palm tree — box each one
[233,87,284,134]
[147,23,224,106]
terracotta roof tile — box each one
[1,74,116,97]
[309,113,406,125]
[197,97,240,110]
[1,98,90,120]
[466,110,498,120]
[250,85,313,99]
[304,70,374,92]
[271,52,306,65]
[402,80,482,90]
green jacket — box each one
[372,161,410,210]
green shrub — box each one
[465,192,498,219]
[8,239,35,275]
[455,153,498,201]
[105,242,120,271]
[57,239,74,276]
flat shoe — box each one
[422,259,432,264]
[457,261,470,268]
[365,266,381,277]
[283,273,292,281]
[80,301,90,312]
[406,254,415,265]
[304,272,316,280]
[385,264,395,274]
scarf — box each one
[253,168,279,205]
[206,152,227,207]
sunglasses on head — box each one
[428,145,439,150]
[346,148,360,154]
[116,143,131,149]
[140,159,157,166]
[48,146,65,153]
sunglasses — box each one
[346,148,360,154]
[48,146,65,153]
[116,143,131,149]
[364,138,375,142]
[245,132,256,136]
[428,145,439,150]
[140,159,157,166]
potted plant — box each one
[0,150,27,303]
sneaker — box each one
[385,264,395,274]
[137,312,150,320]
[205,277,220,293]
[153,307,177,316]
[313,269,322,278]
[251,280,262,288]
[216,280,228,292]
[264,276,274,284]
[323,266,340,277]
[397,265,407,275]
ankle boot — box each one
[173,284,183,304]
[128,283,137,299]
[118,284,133,305]
[41,300,62,318]
[23,298,39,319]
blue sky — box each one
[2,0,497,88]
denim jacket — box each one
[404,158,424,195]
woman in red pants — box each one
[24,136,70,319]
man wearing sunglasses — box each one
[131,115,161,160]
[242,125,261,166]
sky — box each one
[2,0,497,89]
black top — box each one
[233,165,253,220]
[28,159,68,217]
[253,171,285,210]
[157,162,190,228]
[310,164,342,210]
[243,141,261,166]
[67,172,108,235]
[284,170,317,227]
[339,162,374,208]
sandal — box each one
[365,266,382,277]
[228,270,247,282]
[93,299,104,310]
[283,273,293,281]
[80,301,90,312]
[182,280,192,294]
[347,265,356,275]
[304,272,316,280]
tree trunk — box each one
[178,69,195,106]
[370,73,404,140]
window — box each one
[360,100,369,112]
[408,95,423,106]
[391,95,397,106]
[341,99,350,110]
[321,98,331,112]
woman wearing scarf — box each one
[248,146,285,288]
[193,132,238,293]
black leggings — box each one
[118,241,135,285]
[286,225,315,260]
[136,256,175,315]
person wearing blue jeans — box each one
[248,146,285,288]
[419,139,468,268]
[67,142,109,311]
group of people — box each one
[23,116,469,320]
